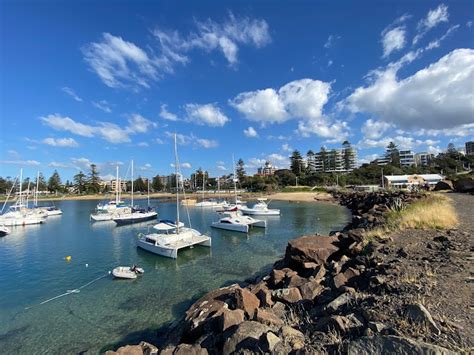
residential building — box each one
[257,161,276,176]
[307,142,357,173]
[399,150,416,167]
[466,141,474,156]
[415,152,433,167]
[375,157,390,166]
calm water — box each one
[0,198,350,354]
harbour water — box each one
[0,198,350,353]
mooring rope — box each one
[25,271,110,310]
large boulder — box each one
[272,287,302,304]
[219,308,245,332]
[105,345,143,355]
[280,326,305,350]
[347,335,456,355]
[332,267,360,289]
[235,288,260,318]
[173,344,209,355]
[285,235,339,270]
[184,284,241,339]
[299,279,324,301]
[255,308,284,326]
[453,177,474,193]
[222,321,270,355]
[405,303,440,335]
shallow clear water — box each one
[0,198,350,354]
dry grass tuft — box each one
[365,193,458,239]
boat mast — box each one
[115,165,119,204]
[174,134,180,233]
[35,171,40,207]
[131,160,134,207]
[147,177,150,207]
[19,168,23,206]
[232,154,237,204]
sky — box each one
[1,0,473,182]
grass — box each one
[366,193,458,239]
[280,186,314,192]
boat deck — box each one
[166,235,211,250]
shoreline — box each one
[106,191,472,354]
[0,191,333,203]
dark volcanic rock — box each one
[285,235,339,269]
[222,321,269,355]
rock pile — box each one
[107,192,460,354]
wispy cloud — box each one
[243,126,259,138]
[413,4,449,45]
[164,131,218,148]
[92,100,112,113]
[40,113,156,144]
[324,34,341,49]
[159,104,179,121]
[42,137,79,147]
[1,159,41,166]
[62,87,83,102]
[185,103,229,127]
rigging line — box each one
[24,272,110,310]
[175,147,192,229]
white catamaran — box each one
[240,198,281,216]
[137,134,211,258]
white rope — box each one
[25,272,110,310]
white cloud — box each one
[267,153,290,168]
[42,137,79,147]
[346,49,474,132]
[48,161,71,169]
[297,119,349,142]
[155,138,165,144]
[40,113,155,144]
[281,143,292,152]
[41,114,94,137]
[62,87,83,102]
[159,104,179,121]
[170,162,192,169]
[230,78,334,137]
[327,60,333,67]
[152,12,271,67]
[164,131,218,149]
[185,103,229,127]
[137,142,149,147]
[361,119,393,139]
[357,136,440,150]
[139,163,152,171]
[71,157,94,171]
[0,160,41,166]
[7,150,19,158]
[92,100,112,113]
[382,26,406,58]
[324,34,340,49]
[413,4,449,45]
[243,126,259,138]
[82,33,158,89]
[217,165,227,171]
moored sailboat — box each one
[137,134,211,258]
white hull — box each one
[195,201,225,208]
[90,213,114,221]
[112,266,144,279]
[46,209,63,216]
[212,221,249,233]
[0,216,45,226]
[240,208,280,216]
[137,228,211,259]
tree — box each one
[87,164,101,193]
[236,159,246,182]
[329,149,337,171]
[342,141,355,171]
[320,147,328,172]
[274,169,296,187]
[290,150,304,176]
[385,142,400,166]
[152,175,164,192]
[35,173,47,192]
[48,170,62,193]
[73,171,87,194]
[133,177,147,192]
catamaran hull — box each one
[113,212,158,225]
[211,222,249,233]
[137,240,180,258]
[90,213,114,221]
[46,210,63,216]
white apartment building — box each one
[399,150,416,167]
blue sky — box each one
[1,0,473,181]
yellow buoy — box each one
[65,256,72,262]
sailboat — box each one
[0,169,46,226]
[137,134,212,258]
[195,173,225,208]
[113,161,158,225]
[0,224,10,236]
[32,172,63,216]
[90,166,131,222]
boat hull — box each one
[211,222,249,233]
[0,217,45,226]
[240,209,280,216]
[113,212,158,225]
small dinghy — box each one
[112,265,144,280]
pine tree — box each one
[385,142,400,166]
[320,147,328,172]
[290,150,304,176]
[87,164,101,193]
[152,175,164,192]
[48,170,62,193]
[236,159,246,181]
[35,173,47,191]
[73,171,87,194]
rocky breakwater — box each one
[108,192,461,354]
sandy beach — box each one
[266,191,335,202]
